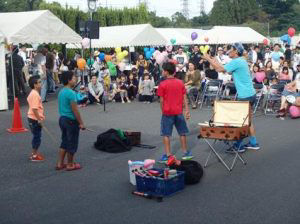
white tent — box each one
[0,10,82,110]
[198,26,267,45]
[0,10,82,44]
[156,28,194,45]
[0,32,8,111]
[67,24,168,49]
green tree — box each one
[191,13,210,28]
[171,12,191,28]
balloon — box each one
[118,62,126,72]
[255,72,266,83]
[170,38,176,45]
[263,39,269,46]
[289,106,300,118]
[280,34,291,45]
[87,58,94,66]
[105,55,112,62]
[81,38,90,49]
[271,52,280,62]
[122,50,128,57]
[116,53,124,62]
[191,32,198,41]
[200,45,210,54]
[99,53,105,61]
[145,51,152,60]
[149,48,155,54]
[144,47,149,53]
[115,47,121,53]
[288,27,296,37]
[107,62,117,76]
[166,45,173,52]
[77,58,86,70]
[204,37,209,42]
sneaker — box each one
[30,154,45,162]
[225,146,245,154]
[182,151,194,160]
[158,154,168,163]
[243,143,260,150]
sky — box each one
[46,0,216,18]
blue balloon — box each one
[144,47,149,53]
[150,48,155,53]
[280,34,291,45]
[99,53,105,61]
[145,51,152,60]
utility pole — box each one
[181,0,189,19]
[200,0,205,15]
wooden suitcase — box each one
[199,101,251,141]
[125,131,141,146]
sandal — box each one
[66,163,82,171]
[55,164,67,171]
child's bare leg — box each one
[57,148,66,166]
[180,135,187,153]
[67,152,74,167]
[163,136,171,156]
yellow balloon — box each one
[115,47,121,53]
[200,46,205,53]
[117,53,124,62]
[204,45,210,54]
[122,50,128,57]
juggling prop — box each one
[128,159,155,185]
[77,58,86,70]
[82,38,90,49]
[191,32,198,41]
[289,106,300,118]
[288,27,296,37]
[255,72,266,83]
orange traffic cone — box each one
[7,98,28,133]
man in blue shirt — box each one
[202,43,260,151]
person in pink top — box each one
[279,67,292,81]
[27,75,45,162]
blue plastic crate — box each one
[135,169,185,197]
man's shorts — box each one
[160,114,189,137]
[237,95,256,107]
[282,90,300,98]
[59,116,80,154]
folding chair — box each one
[221,82,237,101]
[264,84,285,115]
[199,80,223,109]
[253,83,264,114]
[198,101,250,171]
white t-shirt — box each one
[216,54,231,65]
[33,53,46,78]
[174,53,188,72]
[18,51,27,64]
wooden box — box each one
[199,101,250,140]
[125,131,141,146]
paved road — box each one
[0,95,299,224]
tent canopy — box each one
[156,28,193,45]
[0,10,82,44]
[67,24,168,49]
[199,26,267,44]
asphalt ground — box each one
[0,94,300,224]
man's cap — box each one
[233,42,244,55]
[218,47,223,51]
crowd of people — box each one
[5,41,300,118]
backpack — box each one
[94,129,131,153]
[170,160,203,185]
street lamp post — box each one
[87,0,98,79]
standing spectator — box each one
[270,44,284,72]
[136,54,148,79]
[284,44,292,63]
[293,46,300,73]
[88,75,104,104]
[184,62,201,109]
[173,47,188,81]
[264,46,272,64]
[190,45,202,70]
[18,45,29,83]
[11,46,26,96]
[46,52,55,95]
[216,47,230,65]
[33,47,47,102]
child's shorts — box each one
[59,116,80,154]
[160,114,189,137]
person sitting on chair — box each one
[88,74,104,104]
[184,62,201,109]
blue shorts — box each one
[160,114,189,137]
[282,90,300,97]
[59,116,80,154]
[237,95,256,106]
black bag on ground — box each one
[170,160,203,185]
[94,129,131,153]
